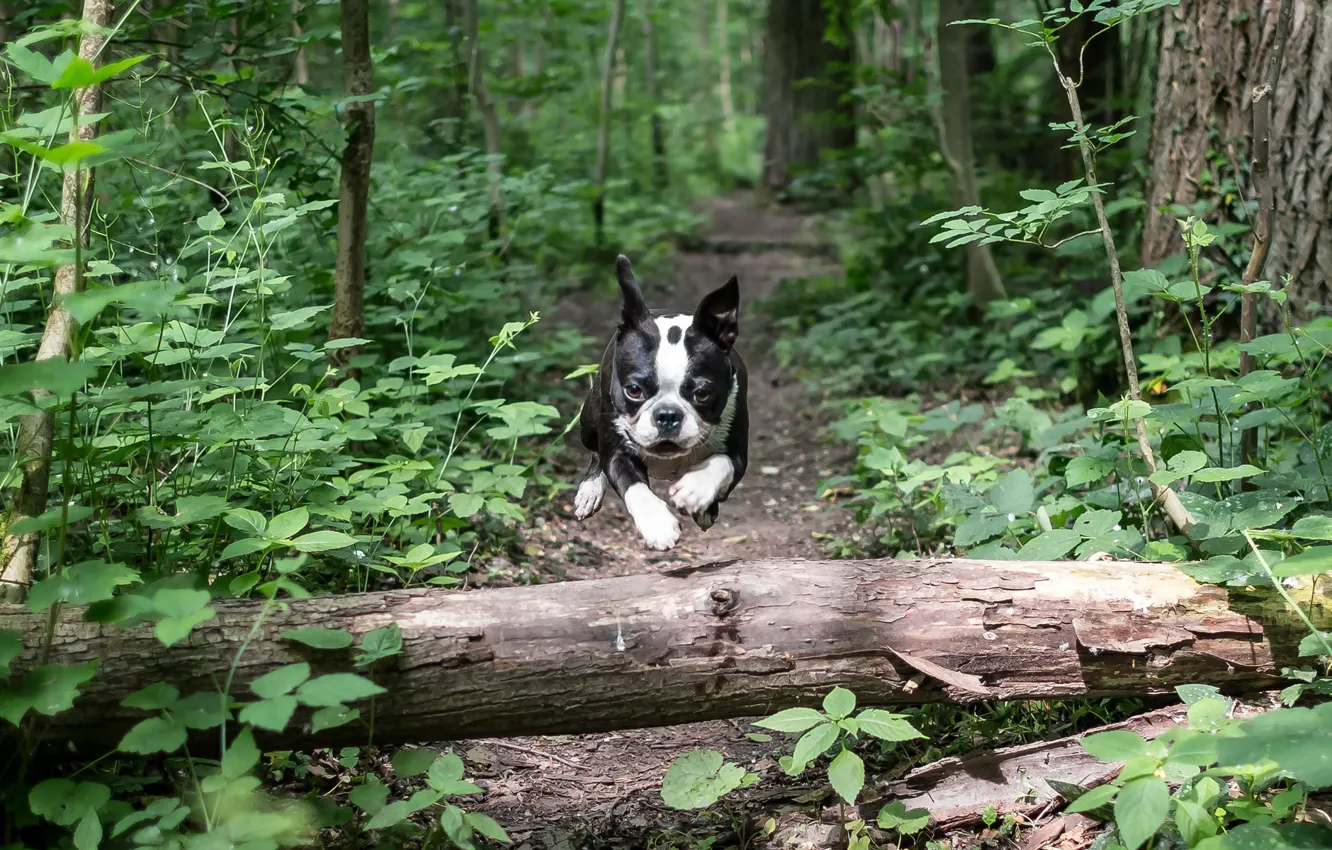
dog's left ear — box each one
[693,275,740,350]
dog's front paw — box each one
[574,473,606,520]
[624,484,681,550]
[669,456,734,515]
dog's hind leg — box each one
[574,457,608,520]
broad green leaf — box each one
[1167,729,1219,766]
[856,709,925,742]
[0,360,98,398]
[155,608,216,647]
[122,682,179,711]
[1195,823,1332,850]
[1216,703,1332,786]
[51,54,147,89]
[428,752,466,785]
[219,538,271,561]
[393,747,439,778]
[251,663,311,699]
[9,505,94,536]
[1065,456,1113,487]
[1148,450,1209,486]
[27,560,139,613]
[790,722,839,771]
[356,623,403,667]
[753,707,826,733]
[1065,783,1118,813]
[136,495,228,530]
[876,800,930,834]
[449,493,485,518]
[822,686,856,719]
[365,789,442,830]
[1017,528,1080,560]
[290,530,356,553]
[989,468,1034,515]
[349,775,389,815]
[296,673,387,707]
[1272,546,1332,577]
[0,631,23,678]
[224,509,267,536]
[311,705,359,733]
[269,305,329,331]
[954,512,1010,547]
[1292,515,1332,541]
[465,812,512,843]
[221,728,260,779]
[239,696,297,732]
[0,661,98,725]
[281,627,354,649]
[265,507,309,541]
[1174,799,1219,846]
[660,749,749,810]
[119,716,187,754]
[1114,777,1169,850]
[1299,631,1331,657]
[827,749,864,805]
[1192,464,1264,483]
[1081,729,1147,761]
[1074,510,1121,538]
[197,208,225,232]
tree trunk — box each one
[1143,0,1331,316]
[462,0,507,251]
[592,0,626,247]
[760,0,855,193]
[327,0,375,377]
[696,0,721,175]
[933,0,1007,303]
[716,0,736,135]
[0,0,111,605]
[642,1,667,189]
[292,0,310,87]
[7,558,1326,753]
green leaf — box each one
[365,791,440,830]
[265,507,309,541]
[269,305,329,331]
[393,747,439,778]
[449,493,485,518]
[989,469,1034,515]
[5,43,57,83]
[1194,823,1332,850]
[221,728,260,779]
[856,709,926,742]
[753,707,826,733]
[1166,729,1219,767]
[954,512,1010,547]
[197,208,225,233]
[1192,464,1264,483]
[51,54,147,89]
[660,749,749,810]
[465,812,512,844]
[119,716,187,754]
[876,800,931,834]
[356,623,403,667]
[224,509,267,536]
[1074,510,1121,538]
[1292,515,1332,541]
[1081,729,1148,761]
[1017,528,1081,560]
[73,811,101,850]
[135,495,228,530]
[1148,450,1209,486]
[0,359,98,398]
[27,560,139,613]
[0,630,23,677]
[1272,546,1332,577]
[296,673,387,707]
[238,696,297,732]
[311,705,359,733]
[219,538,272,561]
[155,607,216,647]
[428,752,466,785]
[1114,777,1169,850]
[1216,703,1332,786]
[1065,783,1118,815]
[349,775,389,815]
[290,530,356,552]
[0,661,98,725]
[1174,799,1219,846]
[822,686,856,719]
[827,749,864,805]
[251,663,310,699]
[9,505,94,536]
[281,627,354,649]
[790,722,839,771]
[122,682,179,711]
[1065,455,1113,487]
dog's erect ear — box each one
[616,254,650,328]
[693,275,740,349]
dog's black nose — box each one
[654,406,684,436]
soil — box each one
[452,194,865,848]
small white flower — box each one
[1114,524,1121,531]
[1008,513,1015,522]
[353,549,366,559]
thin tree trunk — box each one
[1240,0,1296,466]
[695,0,721,175]
[462,0,507,251]
[6,558,1326,752]
[327,0,375,376]
[642,1,667,189]
[0,0,111,605]
[292,0,310,86]
[933,0,1006,303]
[223,14,242,162]
[593,0,627,246]
[716,0,736,135]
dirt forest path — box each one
[529,193,855,580]
[456,195,858,848]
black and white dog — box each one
[573,255,749,550]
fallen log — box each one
[3,558,1328,752]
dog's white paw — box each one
[574,472,606,520]
[624,483,681,550]
[669,456,734,515]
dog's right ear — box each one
[616,254,650,327]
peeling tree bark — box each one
[592,0,626,247]
[1143,1,1331,316]
[327,0,375,378]
[5,558,1327,753]
[0,0,111,605]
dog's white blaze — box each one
[631,314,702,446]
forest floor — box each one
[454,194,864,848]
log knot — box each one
[709,586,738,618]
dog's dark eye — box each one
[694,388,714,404]
[624,383,645,401]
